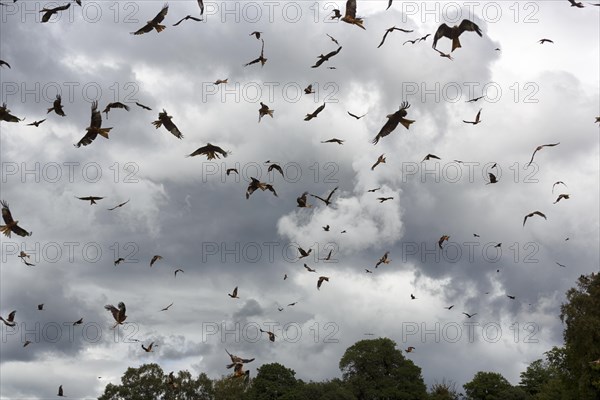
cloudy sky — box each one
[0,0,599,398]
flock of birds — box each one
[0,0,599,396]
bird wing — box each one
[1,200,15,225]
[372,112,401,144]
[458,19,482,37]
[344,0,357,18]
[378,29,391,48]
[197,0,204,14]
[90,101,101,129]
[104,304,119,321]
[161,115,183,139]
[135,102,152,110]
[326,187,338,202]
[432,23,452,48]
[386,0,393,9]
[151,3,169,24]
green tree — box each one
[98,363,213,400]
[463,371,527,400]
[339,338,427,400]
[296,379,356,400]
[212,376,249,400]
[428,379,460,400]
[559,272,600,399]
[245,362,299,400]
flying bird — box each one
[107,199,130,211]
[38,304,44,310]
[187,143,230,160]
[40,3,71,23]
[244,39,267,67]
[330,9,342,20]
[378,26,414,48]
[135,102,152,110]
[298,246,312,259]
[142,342,156,352]
[386,0,394,9]
[174,268,184,276]
[438,235,450,249]
[466,96,484,103]
[405,346,415,353]
[341,0,365,30]
[150,255,163,267]
[310,186,338,206]
[23,340,32,347]
[57,385,64,397]
[26,119,46,127]
[304,103,326,121]
[225,349,255,367]
[553,194,570,204]
[0,310,16,327]
[258,102,274,122]
[377,197,393,203]
[375,251,391,268]
[367,187,381,192]
[228,287,239,299]
[0,103,22,122]
[371,154,386,170]
[131,3,169,35]
[463,109,482,124]
[432,19,483,52]
[527,143,560,166]
[152,109,183,139]
[410,294,416,300]
[372,102,414,144]
[445,305,454,310]
[73,318,83,326]
[226,168,238,176]
[403,38,419,45]
[487,173,498,184]
[552,181,567,193]
[172,15,202,26]
[1,200,32,237]
[304,263,317,273]
[538,38,554,44]
[297,192,311,208]
[365,269,373,273]
[321,138,344,144]
[321,249,333,261]
[102,102,130,117]
[507,295,516,300]
[556,262,567,268]
[323,225,330,231]
[463,312,477,318]
[434,48,454,60]
[304,84,315,94]
[311,46,342,68]
[317,276,329,290]
[348,111,367,119]
[267,163,284,178]
[0,60,10,68]
[567,0,585,7]
[160,302,174,311]
[523,211,547,226]
[259,329,276,342]
[75,101,112,147]
[422,154,441,161]
[104,302,127,328]
[326,33,339,45]
[76,196,103,205]
[249,31,262,39]
[419,34,431,42]
[47,95,66,116]
[114,258,124,266]
[214,78,228,85]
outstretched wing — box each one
[458,19,482,37]
[345,0,357,18]
[104,304,119,321]
[197,0,204,14]
[432,23,452,49]
[151,4,169,25]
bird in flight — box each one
[445,305,454,310]
[0,310,16,327]
[304,263,317,273]
[527,143,560,167]
[538,38,554,44]
[57,385,65,397]
[150,255,163,267]
[267,163,284,178]
[187,143,230,160]
[225,349,255,368]
[26,119,47,127]
[378,26,414,48]
[317,276,329,290]
[321,249,333,261]
[466,96,484,103]
[245,177,277,199]
[553,194,570,204]
[304,103,326,121]
[375,251,391,268]
[244,39,267,67]
[567,0,585,7]
[463,312,477,318]
[523,211,547,227]
[463,109,482,125]
[135,102,152,110]
[556,262,567,268]
[310,187,338,206]
[214,78,228,85]
[298,246,312,259]
[259,329,276,342]
[386,0,394,9]
[552,181,567,193]
[326,33,339,45]
[341,0,365,30]
[114,258,125,266]
[323,225,330,231]
[142,342,157,352]
[73,318,83,326]
[348,111,367,119]
[228,287,239,299]
[405,346,415,353]
[0,60,10,68]
[371,154,386,170]
[249,31,262,40]
[410,294,417,300]
[107,199,130,211]
[297,192,312,208]
[372,102,415,144]
[153,110,183,139]
[104,302,127,328]
[172,15,202,26]
[486,173,498,185]
[1,201,31,238]
[258,102,274,122]
[507,295,516,300]
[403,38,419,45]
[330,9,342,20]
[76,196,103,205]
[40,3,71,23]
[102,102,130,118]
[422,154,441,161]
[432,19,482,52]
[438,235,450,249]
[160,302,174,311]
[174,268,184,276]
[434,48,454,60]
[226,168,238,176]
[0,103,22,122]
[321,138,344,145]
[311,46,342,68]
[75,101,112,147]
[377,197,393,203]
[367,187,381,192]
[47,95,66,116]
[38,304,44,311]
[365,269,373,273]
[131,4,169,35]
[304,84,315,94]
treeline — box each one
[99,273,600,400]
